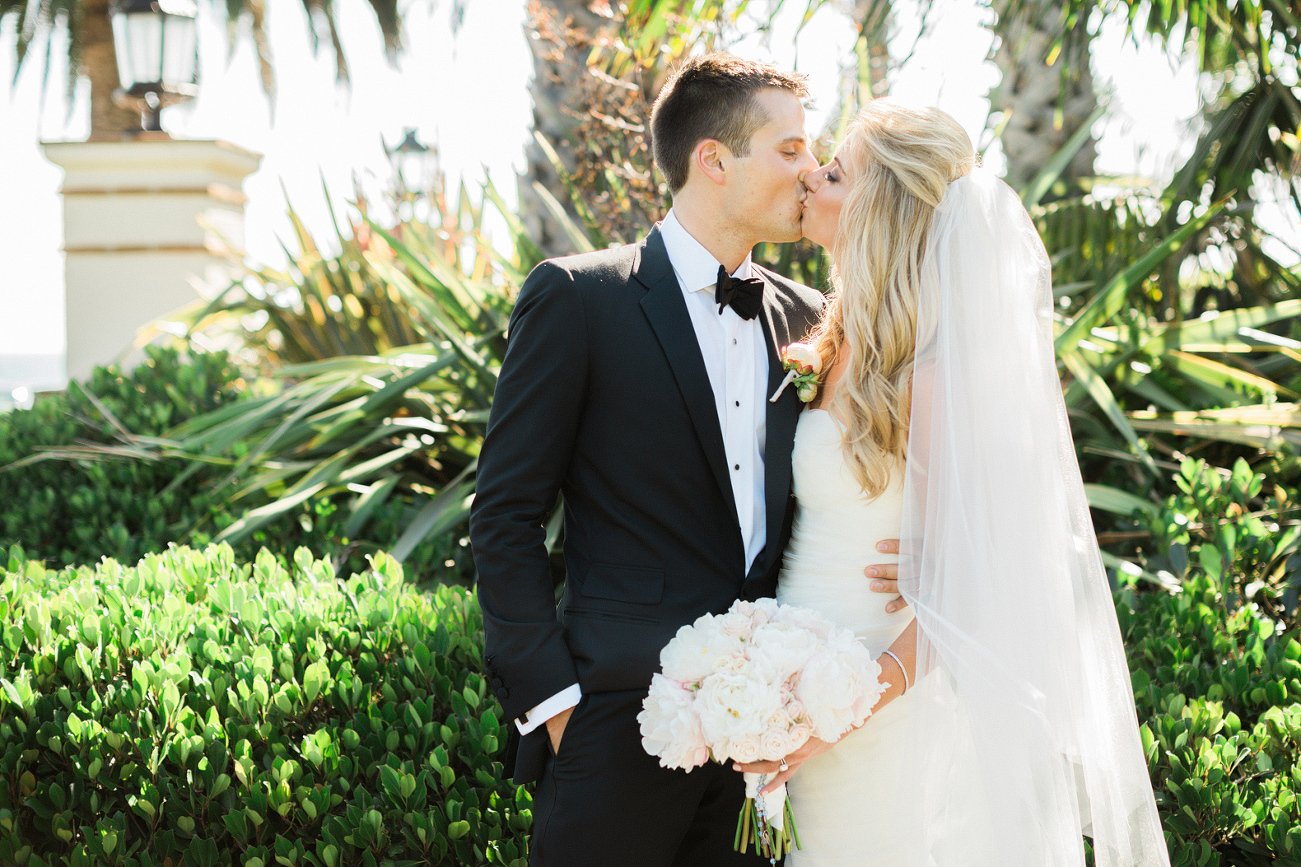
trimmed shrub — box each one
[1123,574,1301,865]
[0,348,474,583]
[0,347,246,567]
[4,541,1299,865]
[0,543,526,866]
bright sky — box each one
[0,0,1220,372]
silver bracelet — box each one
[882,649,910,693]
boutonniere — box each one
[769,342,822,404]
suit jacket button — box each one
[494,686,510,699]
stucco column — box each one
[43,138,262,381]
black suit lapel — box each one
[749,275,806,585]
[635,230,740,523]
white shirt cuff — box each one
[515,684,583,735]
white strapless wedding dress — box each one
[776,409,916,866]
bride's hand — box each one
[733,736,839,794]
[866,539,907,614]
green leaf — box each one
[1055,202,1224,356]
[1199,545,1224,581]
[1084,484,1157,516]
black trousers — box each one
[528,689,779,867]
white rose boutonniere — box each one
[769,342,823,404]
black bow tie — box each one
[715,265,764,320]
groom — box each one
[471,53,898,866]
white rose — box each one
[788,722,812,751]
[639,674,710,770]
[729,599,756,620]
[783,342,822,375]
[765,707,792,732]
[750,597,780,626]
[713,652,751,674]
[716,610,755,640]
[728,734,762,764]
[760,729,793,761]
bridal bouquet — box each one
[638,598,886,860]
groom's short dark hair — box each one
[650,53,809,195]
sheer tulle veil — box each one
[894,169,1170,866]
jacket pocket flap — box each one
[580,563,664,605]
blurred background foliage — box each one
[1,0,1300,861]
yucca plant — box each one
[38,177,575,570]
[978,110,1301,593]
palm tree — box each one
[516,0,614,256]
[516,0,732,257]
[989,0,1098,192]
[838,0,1100,192]
[1039,0,1299,319]
[1047,0,1298,207]
[0,0,402,139]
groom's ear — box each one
[693,139,730,187]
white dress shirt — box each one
[516,211,770,735]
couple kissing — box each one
[470,52,1169,867]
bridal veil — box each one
[895,169,1170,866]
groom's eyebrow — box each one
[777,135,809,149]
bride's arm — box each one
[871,618,916,714]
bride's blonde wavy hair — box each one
[808,101,975,497]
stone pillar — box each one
[43,138,262,381]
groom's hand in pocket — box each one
[866,539,907,614]
[546,705,576,755]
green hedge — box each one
[1123,573,1301,865]
[0,544,527,867]
[0,348,246,567]
[0,348,474,583]
[3,545,1299,865]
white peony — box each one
[639,674,710,770]
[661,620,744,684]
[778,604,837,641]
[795,649,870,740]
[748,620,823,683]
[696,669,783,747]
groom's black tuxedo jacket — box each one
[470,227,823,782]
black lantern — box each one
[386,128,440,197]
[109,0,199,133]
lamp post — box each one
[384,128,442,223]
[109,0,199,134]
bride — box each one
[737,101,1171,866]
